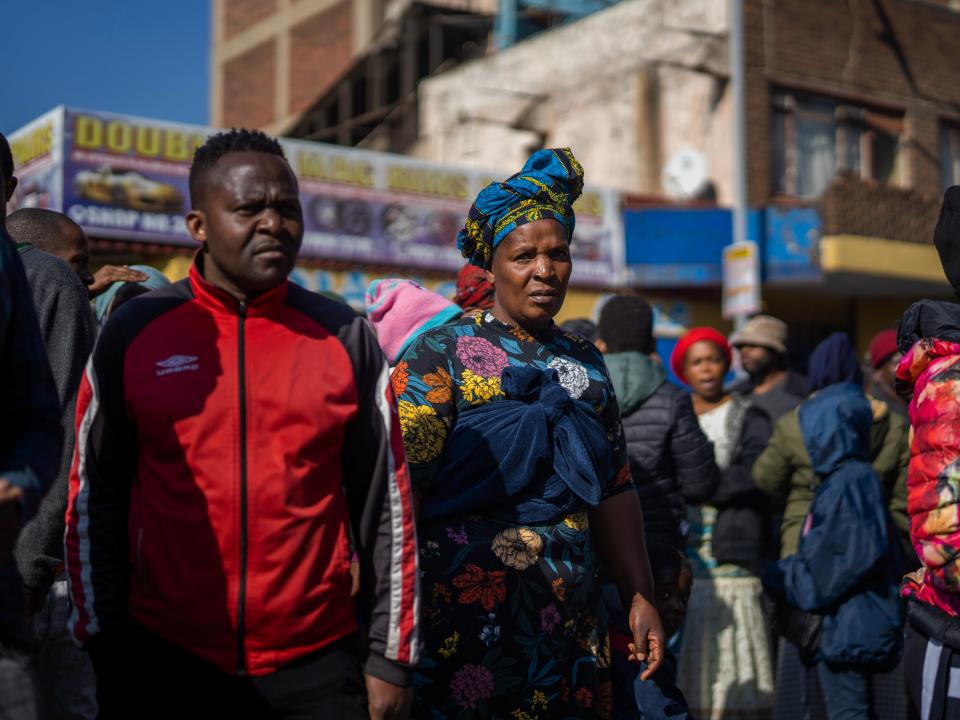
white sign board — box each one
[722,241,761,319]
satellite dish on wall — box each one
[661,148,710,199]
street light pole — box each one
[728,0,751,330]
[730,0,747,249]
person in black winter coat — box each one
[598,295,715,720]
[596,295,720,552]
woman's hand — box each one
[627,592,665,681]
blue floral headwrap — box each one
[457,148,584,268]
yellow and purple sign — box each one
[8,107,626,287]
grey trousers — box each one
[0,562,36,720]
[31,579,97,720]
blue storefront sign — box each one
[764,206,822,282]
[624,205,822,287]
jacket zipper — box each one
[236,302,248,675]
[135,528,145,587]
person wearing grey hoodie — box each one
[597,296,720,552]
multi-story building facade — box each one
[210,0,498,137]
[212,0,960,354]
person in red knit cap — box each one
[866,328,908,419]
[669,327,776,719]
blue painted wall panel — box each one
[624,205,821,287]
[764,207,822,281]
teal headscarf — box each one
[457,148,584,268]
[94,265,170,323]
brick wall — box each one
[223,40,277,128]
[289,3,354,116]
[745,0,960,206]
[744,0,770,205]
[759,0,960,105]
[820,171,940,244]
[224,0,279,39]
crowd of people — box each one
[3,125,960,720]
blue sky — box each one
[2,0,210,135]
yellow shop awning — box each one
[820,235,944,283]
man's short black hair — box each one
[598,295,655,354]
[188,129,289,208]
[0,132,14,183]
[6,208,80,252]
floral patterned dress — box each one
[395,311,634,720]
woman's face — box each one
[487,219,572,330]
[684,340,729,400]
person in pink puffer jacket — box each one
[896,185,960,719]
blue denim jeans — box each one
[816,663,874,720]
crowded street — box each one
[4,1,960,719]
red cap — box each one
[868,329,899,370]
[670,327,732,385]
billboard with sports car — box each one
[6,107,626,286]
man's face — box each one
[738,344,779,379]
[56,224,95,287]
[186,152,303,300]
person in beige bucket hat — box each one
[730,315,788,355]
[729,315,811,423]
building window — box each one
[941,123,960,189]
[772,92,903,198]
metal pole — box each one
[729,0,750,330]
[730,0,747,248]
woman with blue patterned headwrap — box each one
[395,149,665,719]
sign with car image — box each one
[7,107,65,215]
[9,107,625,285]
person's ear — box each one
[185,209,207,250]
[484,268,494,286]
[595,338,608,353]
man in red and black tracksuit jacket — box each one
[64,130,419,720]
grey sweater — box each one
[15,246,95,593]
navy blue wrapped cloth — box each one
[420,365,612,524]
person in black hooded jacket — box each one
[597,296,718,720]
[596,295,720,552]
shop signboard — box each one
[722,241,761,319]
[7,107,626,287]
[8,108,65,214]
[764,206,822,281]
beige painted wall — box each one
[412,0,732,197]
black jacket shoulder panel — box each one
[622,382,719,550]
[99,278,194,352]
[283,282,360,337]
